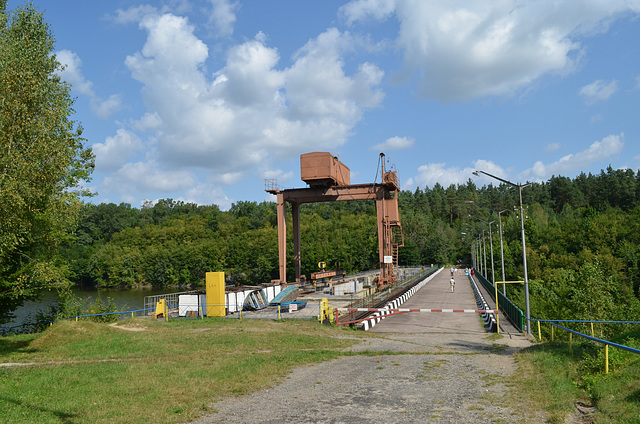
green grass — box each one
[511,339,640,424]
[0,318,366,424]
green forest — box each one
[54,165,640,330]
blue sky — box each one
[9,0,640,210]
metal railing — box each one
[337,266,438,325]
[533,318,640,374]
[474,272,525,332]
[143,290,201,314]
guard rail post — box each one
[537,321,541,341]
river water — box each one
[0,287,172,334]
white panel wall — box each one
[179,294,199,316]
[333,280,363,295]
[265,286,275,301]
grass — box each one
[0,318,367,424]
[5,317,639,423]
[510,339,640,424]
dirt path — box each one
[188,271,544,424]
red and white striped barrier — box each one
[337,308,498,313]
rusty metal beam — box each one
[279,184,384,204]
[276,192,287,284]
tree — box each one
[0,2,94,323]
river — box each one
[0,287,173,334]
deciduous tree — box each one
[0,2,94,323]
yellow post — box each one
[131,311,134,319]
[199,306,204,320]
[319,298,329,322]
[605,344,609,374]
[206,272,226,317]
[75,316,78,322]
[551,325,554,342]
[164,299,169,322]
[537,321,541,342]
[239,306,242,320]
[590,322,594,337]
[278,304,281,320]
[154,299,166,319]
[569,333,572,354]
[494,282,500,334]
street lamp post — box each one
[464,223,479,272]
[465,201,507,295]
[469,215,496,286]
[473,170,532,336]
[478,232,483,276]
[482,230,487,279]
[469,237,477,271]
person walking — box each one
[450,277,455,293]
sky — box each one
[8,0,640,210]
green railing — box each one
[475,272,525,332]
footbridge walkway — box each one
[341,268,521,336]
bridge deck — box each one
[372,269,519,335]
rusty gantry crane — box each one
[266,152,404,290]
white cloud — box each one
[113,5,160,24]
[339,0,398,25]
[207,0,238,37]
[132,112,163,131]
[521,133,624,179]
[112,12,384,201]
[184,182,233,210]
[261,168,294,182]
[579,79,618,104]
[56,50,122,118]
[412,159,506,189]
[411,135,625,190]
[372,136,414,151]
[93,94,123,119]
[56,50,94,95]
[220,172,243,185]
[545,143,561,152]
[341,0,640,101]
[93,128,144,171]
[103,160,197,194]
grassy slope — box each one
[0,319,365,424]
[512,339,640,424]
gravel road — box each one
[188,271,546,424]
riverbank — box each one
[0,287,172,334]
